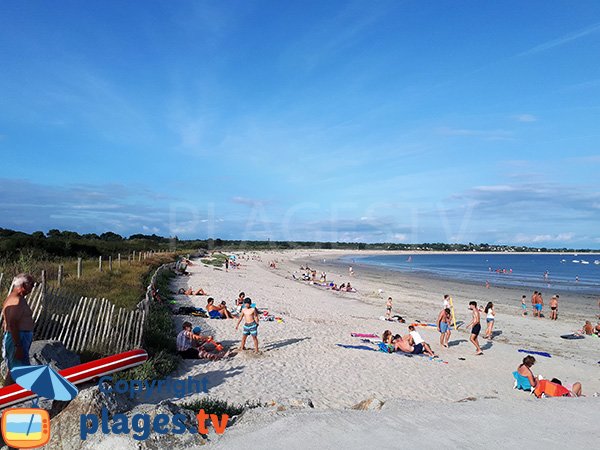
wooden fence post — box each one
[98,256,103,272]
[57,264,63,287]
[118,253,121,269]
[109,256,113,272]
[77,257,82,279]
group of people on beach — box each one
[524,291,559,320]
[176,291,262,358]
[381,326,436,357]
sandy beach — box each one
[169,250,600,449]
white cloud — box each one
[513,232,575,244]
[520,22,600,56]
[513,114,537,122]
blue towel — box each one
[335,344,376,351]
[518,349,551,358]
[208,310,222,319]
[513,371,533,391]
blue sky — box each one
[1,0,600,247]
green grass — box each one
[180,397,263,416]
[201,252,229,268]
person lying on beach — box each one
[437,307,452,348]
[345,283,356,292]
[392,335,413,353]
[517,355,538,389]
[206,298,233,319]
[236,298,259,353]
[407,325,436,357]
[550,378,583,397]
[178,287,207,295]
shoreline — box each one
[166,249,600,448]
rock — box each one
[351,398,385,411]
[46,382,133,450]
[81,400,208,450]
[29,340,81,370]
[268,398,314,411]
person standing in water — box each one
[466,301,483,355]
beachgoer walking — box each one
[385,297,393,320]
[437,307,452,348]
[236,298,259,353]
[2,274,35,385]
[531,291,538,318]
[521,295,528,317]
[483,302,495,339]
[466,301,483,355]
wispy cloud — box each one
[436,127,514,141]
[512,232,575,244]
[232,196,268,207]
[519,21,600,56]
[512,114,537,123]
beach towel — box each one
[518,349,551,358]
[351,333,379,338]
[533,380,571,398]
[378,342,393,353]
[335,344,376,352]
[512,371,533,391]
[560,333,585,340]
[208,310,223,319]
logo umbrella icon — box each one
[11,365,78,401]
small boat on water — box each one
[594,260,600,265]
[581,260,590,265]
[572,260,580,263]
[561,259,566,263]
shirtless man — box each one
[206,298,233,319]
[2,274,35,385]
[235,298,259,352]
[549,295,559,320]
[392,335,413,353]
[531,291,538,318]
[466,301,483,355]
[437,307,452,348]
[537,292,544,318]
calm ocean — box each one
[346,253,600,295]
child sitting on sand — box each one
[236,298,260,353]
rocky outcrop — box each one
[29,340,81,370]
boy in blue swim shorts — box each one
[235,298,260,353]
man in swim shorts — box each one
[437,307,452,348]
[466,301,483,355]
[236,298,259,353]
[385,297,393,320]
[2,274,35,386]
[536,292,544,318]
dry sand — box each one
[167,250,600,449]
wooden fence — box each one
[0,283,145,355]
[0,260,179,356]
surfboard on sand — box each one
[0,349,148,409]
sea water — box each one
[345,253,600,295]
